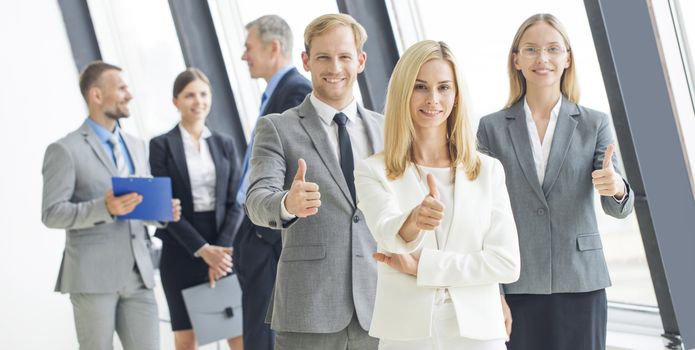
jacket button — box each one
[353,216,360,223]
[537,208,546,216]
[131,234,136,239]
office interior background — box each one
[0,0,693,349]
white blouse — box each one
[523,97,561,184]
[179,124,216,212]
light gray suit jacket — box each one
[477,97,634,294]
[42,121,155,294]
[245,96,383,333]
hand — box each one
[200,245,233,287]
[171,199,181,222]
[105,189,142,216]
[411,174,445,231]
[285,159,321,217]
[372,252,419,276]
[591,144,625,199]
[501,294,512,341]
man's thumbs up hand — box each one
[285,158,321,217]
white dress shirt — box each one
[523,97,561,185]
[179,124,216,212]
[280,94,372,219]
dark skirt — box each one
[160,211,217,331]
[505,289,607,350]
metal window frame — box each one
[58,0,101,72]
[585,0,695,348]
[168,0,246,153]
[336,0,400,112]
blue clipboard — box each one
[112,177,173,221]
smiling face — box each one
[513,21,571,92]
[409,59,456,134]
[173,79,211,124]
[301,25,366,110]
[98,69,132,120]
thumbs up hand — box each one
[412,173,445,231]
[285,158,322,217]
[591,144,625,199]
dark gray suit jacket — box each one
[477,97,634,294]
[245,96,383,333]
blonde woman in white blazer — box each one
[354,40,521,350]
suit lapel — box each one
[207,134,228,229]
[506,102,547,205]
[262,68,296,115]
[166,127,192,195]
[443,167,477,251]
[297,99,355,206]
[357,104,382,154]
[541,98,579,196]
[80,122,117,176]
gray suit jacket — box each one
[245,96,383,333]
[477,97,634,294]
[42,120,155,293]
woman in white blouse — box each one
[149,68,244,350]
[354,40,520,350]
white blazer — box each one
[354,152,520,341]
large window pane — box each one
[666,0,695,197]
[391,0,656,307]
[87,0,186,140]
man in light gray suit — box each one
[42,61,181,350]
[245,14,383,350]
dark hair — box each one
[79,61,122,101]
[173,68,211,98]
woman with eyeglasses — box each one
[476,13,635,350]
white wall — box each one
[0,1,85,348]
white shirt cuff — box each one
[280,192,297,222]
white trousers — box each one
[378,302,505,350]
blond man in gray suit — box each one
[245,14,382,350]
[42,61,181,350]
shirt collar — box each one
[263,65,294,101]
[309,93,358,126]
[86,117,121,143]
[523,96,562,123]
[178,123,212,142]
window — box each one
[87,0,186,140]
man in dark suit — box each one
[235,14,311,350]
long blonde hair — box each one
[383,40,480,181]
[506,13,580,108]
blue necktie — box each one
[333,112,356,204]
[236,93,268,207]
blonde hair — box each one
[383,40,480,181]
[506,13,580,108]
[303,13,367,54]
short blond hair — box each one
[383,40,480,181]
[506,13,580,108]
[303,13,367,54]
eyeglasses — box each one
[516,45,569,58]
